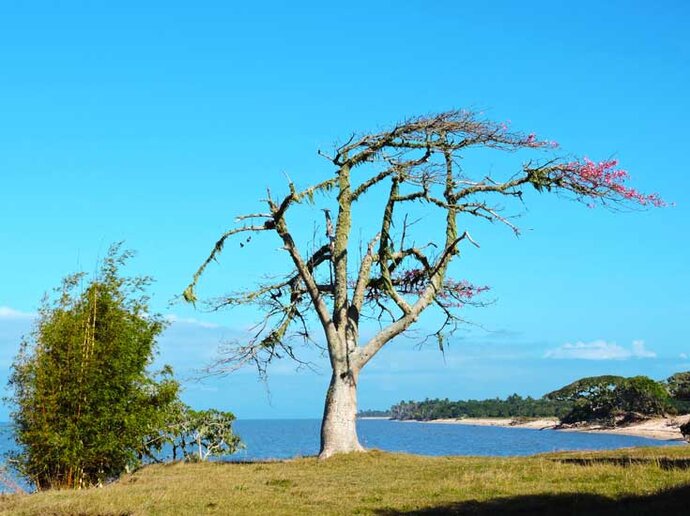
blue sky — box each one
[1,1,689,419]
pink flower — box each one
[556,158,665,207]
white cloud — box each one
[631,339,656,358]
[544,339,656,360]
[165,314,220,329]
[0,306,35,320]
[680,353,688,360]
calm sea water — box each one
[0,419,684,491]
[231,419,683,460]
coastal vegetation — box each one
[376,373,690,426]
[2,447,690,514]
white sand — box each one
[418,415,690,441]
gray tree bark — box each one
[319,369,364,459]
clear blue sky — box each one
[1,1,689,419]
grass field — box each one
[1,446,689,515]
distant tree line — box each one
[365,372,690,426]
[388,394,571,421]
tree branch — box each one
[183,223,273,304]
[351,234,381,314]
[268,199,340,348]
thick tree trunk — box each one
[319,369,364,459]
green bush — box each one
[7,245,239,489]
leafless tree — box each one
[184,110,662,458]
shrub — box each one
[9,245,180,489]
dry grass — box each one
[1,446,690,515]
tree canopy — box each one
[666,372,690,401]
[545,375,671,424]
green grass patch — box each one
[1,446,689,514]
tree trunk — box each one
[319,369,364,459]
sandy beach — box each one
[417,415,690,441]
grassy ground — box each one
[1,446,690,515]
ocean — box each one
[231,418,682,460]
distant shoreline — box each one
[360,415,690,442]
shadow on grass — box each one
[375,484,690,515]
[553,457,690,470]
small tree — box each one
[545,376,626,423]
[185,110,663,458]
[143,402,242,462]
[9,245,179,489]
[619,376,670,417]
[546,375,670,425]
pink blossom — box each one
[557,158,665,207]
[521,132,556,149]
[390,270,489,306]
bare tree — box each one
[184,110,663,458]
